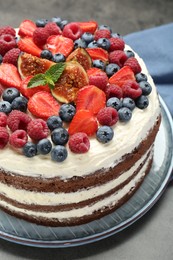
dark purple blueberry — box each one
[47,115,63,131]
[106,97,122,110]
[81,32,94,44]
[96,126,114,143]
[92,59,106,70]
[111,32,122,38]
[52,53,66,63]
[59,104,76,122]
[136,73,148,82]
[2,88,20,103]
[97,38,110,50]
[124,50,135,58]
[105,63,120,77]
[11,96,28,112]
[98,24,112,33]
[139,81,152,96]
[51,145,68,162]
[23,142,37,157]
[0,54,3,64]
[51,17,62,26]
[35,18,49,27]
[87,40,98,48]
[40,50,53,60]
[74,38,87,49]
[37,138,52,155]
[0,101,12,114]
[118,107,132,122]
[59,20,68,30]
[135,95,149,109]
[51,127,69,145]
[122,97,136,111]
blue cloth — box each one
[124,23,173,116]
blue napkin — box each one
[124,23,173,116]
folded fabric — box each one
[124,23,173,115]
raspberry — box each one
[0,127,9,149]
[97,107,119,126]
[124,57,142,74]
[0,112,7,127]
[3,48,20,66]
[27,119,49,140]
[63,22,83,40]
[9,129,28,148]
[45,22,62,36]
[7,110,31,132]
[88,70,108,91]
[32,27,49,47]
[109,50,128,67]
[0,26,16,37]
[0,34,17,56]
[122,80,142,99]
[106,84,123,99]
[94,29,111,41]
[69,132,90,153]
[109,37,125,51]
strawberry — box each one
[17,37,42,57]
[28,91,60,120]
[76,85,106,115]
[46,35,74,57]
[86,47,108,62]
[18,19,37,38]
[108,66,135,87]
[76,21,98,34]
[68,109,98,136]
[0,63,22,89]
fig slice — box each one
[51,61,89,103]
[66,48,92,71]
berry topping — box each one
[11,96,28,112]
[94,29,111,41]
[18,20,37,37]
[118,107,132,122]
[124,57,141,74]
[40,50,53,60]
[109,50,128,67]
[69,132,90,153]
[51,145,68,162]
[0,101,12,114]
[63,22,82,40]
[59,104,76,122]
[81,32,94,44]
[106,84,123,99]
[76,85,106,115]
[96,125,114,143]
[109,66,135,87]
[106,97,122,110]
[122,97,136,111]
[97,107,119,126]
[68,109,98,136]
[9,129,28,148]
[27,119,49,141]
[32,27,49,47]
[74,38,87,49]
[37,138,52,155]
[139,81,152,95]
[46,35,74,57]
[51,127,69,145]
[87,68,108,91]
[7,110,31,132]
[0,26,16,37]
[98,24,112,32]
[0,63,22,89]
[135,95,149,109]
[52,53,66,63]
[35,18,49,28]
[45,22,62,36]
[2,87,20,103]
[122,80,142,99]
[109,37,125,51]
[0,112,7,127]
[76,20,98,34]
[124,50,135,58]
[86,47,109,62]
[97,38,110,50]
[23,142,37,157]
[17,37,42,57]
[0,127,9,149]
[0,34,17,56]
[135,73,147,82]
[105,63,120,77]
[47,115,63,131]
[92,59,106,70]
[3,48,21,66]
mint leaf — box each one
[45,63,65,82]
[27,74,47,88]
[45,75,55,89]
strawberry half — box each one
[18,37,42,57]
[18,19,37,38]
[0,63,22,89]
[76,21,98,34]
[86,47,108,62]
[68,109,98,136]
[108,66,135,87]
[76,85,106,115]
[46,35,74,57]
[28,91,60,120]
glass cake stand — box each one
[0,96,172,248]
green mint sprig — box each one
[27,62,66,90]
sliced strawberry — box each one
[28,91,60,120]
[18,19,37,38]
[86,47,108,62]
[46,35,74,57]
[17,37,42,57]
[0,63,22,89]
[20,76,50,98]
[68,109,98,136]
[76,21,98,34]
[76,85,106,115]
[108,66,135,87]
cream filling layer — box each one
[0,152,151,220]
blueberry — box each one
[87,41,98,48]
[81,32,94,44]
[59,104,76,122]
[96,126,114,143]
[23,142,37,157]
[47,115,63,131]
[51,17,62,26]
[105,63,120,77]
[35,18,49,27]
[97,38,110,50]
[2,88,20,103]
[122,97,136,111]
[74,38,87,49]
[111,32,122,38]
[124,50,135,58]
[37,138,52,155]
[0,54,3,64]
[11,96,28,112]
[107,97,122,110]
[0,101,12,114]
[98,25,112,33]
[118,107,132,122]
[59,20,68,30]
[51,127,69,145]
[92,59,106,70]
[51,145,68,162]
[136,73,148,82]
[40,50,53,60]
[52,53,66,63]
[135,95,149,109]
[139,81,152,96]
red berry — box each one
[109,50,128,67]
[94,29,111,40]
[45,22,62,36]
[27,119,49,141]
[33,27,49,47]
[97,107,119,126]
[109,37,125,51]
[106,84,123,99]
[109,66,135,87]
[122,80,142,99]
[0,112,7,127]
[0,26,16,37]
[3,48,21,66]
[63,22,83,40]
[9,129,28,148]
[69,132,90,153]
[124,57,142,74]
[0,127,9,149]
[0,34,17,56]
[7,110,31,132]
[87,68,108,91]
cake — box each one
[0,18,161,226]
